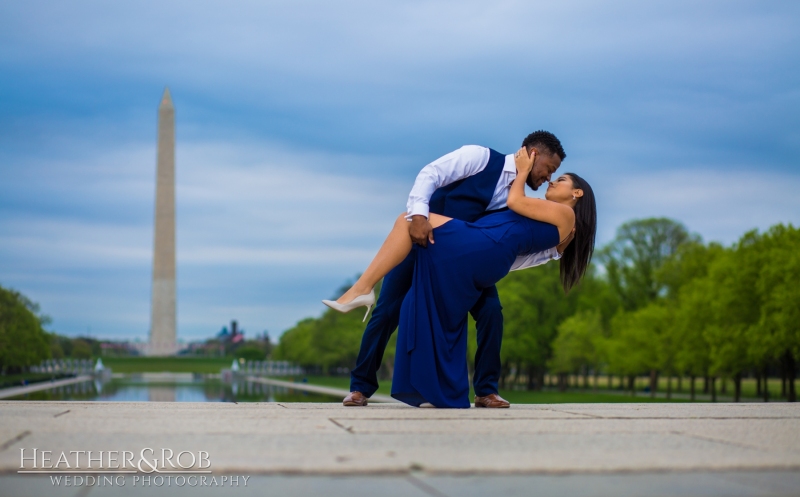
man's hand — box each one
[409,215,435,247]
[514,147,535,175]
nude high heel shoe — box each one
[322,289,376,322]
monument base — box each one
[144,341,180,356]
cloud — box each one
[2,1,797,166]
[3,135,798,342]
[0,0,798,341]
[595,168,800,244]
[0,139,407,339]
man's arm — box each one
[406,145,489,246]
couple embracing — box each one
[323,131,597,408]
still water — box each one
[10,373,339,403]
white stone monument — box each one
[148,88,178,356]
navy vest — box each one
[428,148,507,223]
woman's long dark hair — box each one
[559,172,597,293]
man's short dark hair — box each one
[522,130,566,160]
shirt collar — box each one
[503,154,517,177]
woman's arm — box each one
[507,148,575,242]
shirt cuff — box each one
[406,203,430,220]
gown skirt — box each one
[390,210,560,408]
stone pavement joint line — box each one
[0,431,31,452]
[0,402,798,475]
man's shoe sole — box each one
[474,400,511,408]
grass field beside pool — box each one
[274,375,691,403]
[102,356,234,373]
[78,358,789,403]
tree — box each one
[604,303,672,396]
[659,241,724,399]
[70,339,93,360]
[235,345,267,361]
[600,218,696,311]
[753,225,800,402]
[273,318,317,367]
[702,240,762,401]
[274,280,395,375]
[658,241,724,299]
[496,261,581,389]
[549,309,602,389]
[0,286,51,373]
[598,218,697,396]
[671,277,714,400]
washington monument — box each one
[149,88,177,356]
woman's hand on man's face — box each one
[514,147,535,174]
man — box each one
[344,130,566,407]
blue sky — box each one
[1,1,798,342]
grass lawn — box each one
[277,375,690,403]
[0,372,75,389]
[498,390,689,404]
[90,363,788,402]
[102,356,235,374]
[543,374,786,400]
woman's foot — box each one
[336,284,373,305]
[419,402,436,408]
[322,289,376,322]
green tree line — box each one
[0,286,51,374]
[276,281,397,378]
[547,219,798,402]
[0,285,104,374]
[276,218,798,402]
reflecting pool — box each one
[8,373,339,403]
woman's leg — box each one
[337,213,451,303]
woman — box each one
[324,148,597,407]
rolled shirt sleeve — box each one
[510,247,561,272]
[406,145,490,219]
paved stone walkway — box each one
[1,402,798,496]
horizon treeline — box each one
[0,286,102,374]
[274,217,799,402]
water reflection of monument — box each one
[148,386,177,402]
[148,88,178,356]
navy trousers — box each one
[349,249,503,398]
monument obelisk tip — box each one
[159,87,173,109]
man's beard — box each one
[526,176,539,191]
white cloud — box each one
[2,138,799,341]
[1,0,798,342]
[0,139,407,340]
[594,168,800,245]
[3,1,795,93]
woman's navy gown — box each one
[391,210,560,408]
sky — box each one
[1,1,798,342]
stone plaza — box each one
[0,401,798,496]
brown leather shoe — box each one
[474,393,510,408]
[343,391,368,407]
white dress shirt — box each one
[405,145,558,272]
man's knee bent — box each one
[471,294,503,324]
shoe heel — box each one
[362,305,372,322]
